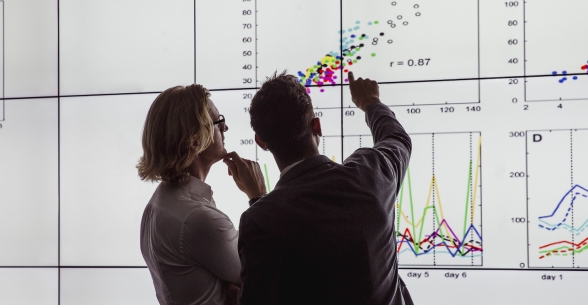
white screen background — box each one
[1,0,587,304]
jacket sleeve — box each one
[347,102,411,190]
[238,209,281,305]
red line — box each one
[539,236,588,249]
[396,228,482,253]
[397,228,414,252]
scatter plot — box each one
[525,1,588,102]
[296,26,379,93]
[296,1,429,92]
[341,0,478,95]
[551,62,588,84]
[251,0,479,105]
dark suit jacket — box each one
[238,103,413,305]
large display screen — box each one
[0,0,587,304]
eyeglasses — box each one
[213,115,227,132]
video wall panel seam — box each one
[1,0,4,122]
[57,0,62,303]
[6,70,588,102]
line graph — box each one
[343,132,483,266]
[538,185,588,260]
[396,170,483,263]
[394,132,482,266]
[527,129,588,268]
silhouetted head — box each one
[250,71,322,167]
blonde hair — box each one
[137,84,214,184]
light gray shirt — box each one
[140,177,240,305]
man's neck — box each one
[275,150,320,172]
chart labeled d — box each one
[527,129,588,268]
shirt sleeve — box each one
[238,209,281,305]
[345,102,412,190]
[182,205,242,285]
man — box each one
[224,71,414,304]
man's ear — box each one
[311,117,322,137]
[255,134,268,151]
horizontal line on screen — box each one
[0,266,147,269]
[2,72,586,101]
[0,265,586,272]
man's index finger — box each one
[348,71,355,83]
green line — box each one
[263,164,271,192]
[416,206,435,252]
[460,159,473,253]
[397,159,479,258]
[407,168,418,253]
[397,182,405,238]
[539,243,588,256]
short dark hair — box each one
[250,71,315,159]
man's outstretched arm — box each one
[347,72,412,187]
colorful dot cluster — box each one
[553,61,588,83]
[297,21,380,93]
[296,3,422,93]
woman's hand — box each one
[223,151,267,199]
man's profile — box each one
[224,71,414,304]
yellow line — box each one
[470,136,482,222]
[401,175,434,227]
[433,175,453,240]
[433,175,448,222]
[399,136,482,239]
[400,175,451,241]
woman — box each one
[137,84,265,305]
